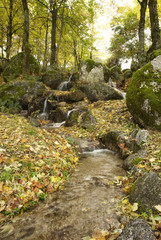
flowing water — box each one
[0,149,125,240]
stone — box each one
[2,52,40,82]
[126,57,161,131]
[0,80,47,113]
[123,150,146,170]
[48,107,67,122]
[117,218,156,240]
[79,60,104,83]
[40,70,65,90]
[79,110,97,129]
[129,172,161,212]
[80,82,123,102]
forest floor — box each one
[0,99,161,239]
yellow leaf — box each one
[24,145,31,148]
[154,205,161,212]
[132,203,138,212]
[21,138,28,144]
[122,198,128,204]
[50,176,61,183]
[137,164,144,168]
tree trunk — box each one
[148,0,161,51]
[43,12,49,69]
[137,0,147,66]
[55,1,65,67]
[22,0,30,74]
[6,0,13,59]
[50,1,57,67]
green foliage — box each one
[109,9,139,62]
[132,157,142,166]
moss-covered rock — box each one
[40,70,65,89]
[2,52,40,82]
[103,66,111,82]
[79,82,123,102]
[130,61,140,72]
[148,48,161,61]
[126,56,161,131]
[124,69,132,79]
[79,60,104,83]
[68,88,85,102]
[0,79,47,113]
[85,59,102,73]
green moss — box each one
[85,59,102,72]
[103,66,111,82]
[126,62,161,130]
[132,157,142,166]
[124,69,132,79]
[131,183,136,192]
[2,52,40,82]
[149,48,161,61]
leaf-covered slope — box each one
[0,113,78,222]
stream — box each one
[0,149,125,240]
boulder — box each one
[48,107,67,122]
[65,108,96,128]
[123,69,132,79]
[79,59,104,83]
[123,150,146,170]
[99,129,149,159]
[126,56,161,131]
[2,52,40,82]
[129,172,161,212]
[80,82,123,102]
[117,218,156,240]
[0,79,47,113]
[79,110,97,129]
[40,70,65,89]
[65,109,81,127]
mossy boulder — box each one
[103,66,111,82]
[79,60,104,83]
[110,66,122,82]
[130,61,140,72]
[148,48,161,61]
[124,69,132,79]
[2,52,40,82]
[68,88,85,102]
[79,82,123,102]
[0,79,47,113]
[129,172,161,212]
[126,56,161,131]
[40,70,65,89]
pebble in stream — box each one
[0,150,125,240]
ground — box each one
[0,99,161,239]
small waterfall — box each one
[114,88,126,99]
[108,78,117,88]
[39,98,48,120]
[107,78,126,99]
[58,74,73,91]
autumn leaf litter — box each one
[0,99,161,239]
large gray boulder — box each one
[80,82,123,102]
[79,60,104,83]
[117,219,156,240]
[129,172,161,212]
[126,55,161,131]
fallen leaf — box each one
[154,205,161,212]
[132,203,138,212]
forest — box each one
[0,0,161,240]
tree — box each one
[22,0,30,74]
[137,0,147,66]
[148,0,161,51]
[109,9,139,63]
